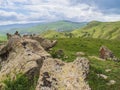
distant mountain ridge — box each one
[0,20,87,35]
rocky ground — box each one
[0,32,90,90]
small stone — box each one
[97,74,108,79]
[107,80,116,85]
[105,69,111,72]
[75,52,85,57]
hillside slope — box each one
[41,30,68,38]
[72,21,120,39]
[14,20,87,34]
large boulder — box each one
[36,57,90,90]
[0,33,50,84]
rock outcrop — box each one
[0,33,50,82]
[0,32,90,90]
[36,57,90,90]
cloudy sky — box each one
[0,0,120,25]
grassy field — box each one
[50,38,120,90]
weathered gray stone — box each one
[30,35,57,50]
[36,57,90,90]
[0,34,50,85]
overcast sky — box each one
[0,0,120,25]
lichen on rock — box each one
[36,57,90,90]
[0,32,51,87]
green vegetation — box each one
[41,21,120,40]
[50,38,120,90]
[3,73,38,90]
[0,34,7,41]
[41,30,74,38]
[88,58,120,90]
[72,21,120,40]
[50,38,120,61]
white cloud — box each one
[0,20,44,25]
[0,10,27,21]
[0,0,120,25]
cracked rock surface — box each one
[36,57,90,90]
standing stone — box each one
[99,46,114,60]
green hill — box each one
[41,30,65,38]
[72,21,120,39]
